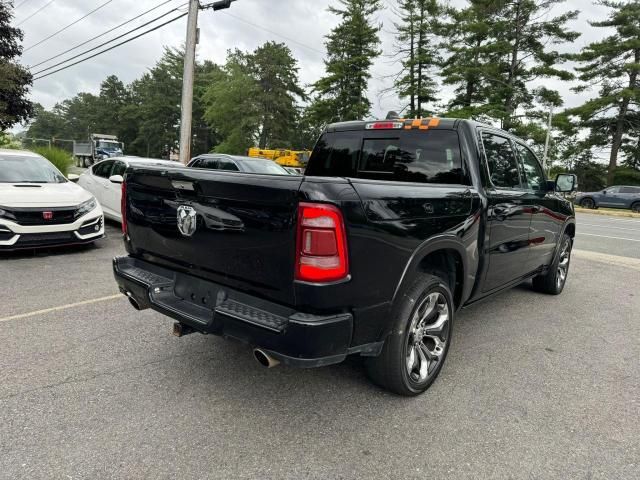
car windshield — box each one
[97,141,120,150]
[0,154,67,183]
[240,159,289,175]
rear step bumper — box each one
[112,256,357,368]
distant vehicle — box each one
[188,154,290,175]
[74,134,124,168]
[575,186,640,212]
[0,149,104,251]
[113,116,577,396]
[247,147,311,168]
[77,156,177,222]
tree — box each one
[309,0,382,124]
[392,0,441,117]
[0,1,33,130]
[569,0,640,185]
[204,42,305,154]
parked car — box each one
[188,154,290,175]
[113,117,577,396]
[78,156,177,222]
[0,149,104,251]
[575,185,640,212]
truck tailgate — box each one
[125,167,304,305]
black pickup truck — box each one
[113,117,577,396]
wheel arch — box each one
[392,235,470,312]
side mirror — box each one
[555,173,577,193]
[602,190,607,194]
[109,174,124,184]
[67,173,79,183]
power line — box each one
[15,0,36,8]
[221,11,325,56]
[24,0,115,52]
[27,0,178,70]
[15,0,55,26]
[33,12,188,80]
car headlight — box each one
[0,207,16,220]
[75,197,98,218]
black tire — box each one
[366,273,453,396]
[532,233,572,295]
[580,198,595,209]
[632,202,640,214]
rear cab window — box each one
[306,128,468,185]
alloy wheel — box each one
[406,292,450,384]
[581,198,594,209]
[557,239,572,290]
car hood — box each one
[0,182,93,207]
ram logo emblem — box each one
[177,205,197,237]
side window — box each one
[199,158,219,170]
[605,187,619,194]
[189,158,201,168]
[93,161,114,179]
[515,143,545,191]
[620,187,639,194]
[482,133,522,189]
[217,159,239,171]
[111,161,126,177]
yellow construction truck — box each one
[247,148,311,169]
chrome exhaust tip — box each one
[126,294,141,311]
[253,348,280,368]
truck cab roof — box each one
[325,117,497,133]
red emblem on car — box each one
[43,211,53,220]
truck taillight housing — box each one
[121,180,127,235]
[295,202,349,283]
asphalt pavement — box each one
[1,217,639,479]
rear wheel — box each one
[366,274,453,396]
[580,198,595,209]
[532,233,572,295]
[632,202,640,214]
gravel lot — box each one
[1,217,638,479]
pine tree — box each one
[569,0,640,185]
[392,0,441,118]
[309,0,382,124]
[490,0,579,131]
[0,1,33,130]
[439,0,500,117]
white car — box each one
[78,156,177,222]
[0,149,104,251]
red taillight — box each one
[121,180,127,235]
[365,121,403,130]
[295,202,349,283]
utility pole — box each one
[178,0,236,165]
[542,106,553,173]
[178,0,200,165]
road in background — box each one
[1,219,638,479]
[575,212,640,259]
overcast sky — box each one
[11,0,612,126]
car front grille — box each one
[3,207,78,226]
[15,232,76,247]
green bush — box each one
[612,168,640,186]
[31,146,74,177]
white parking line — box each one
[578,233,640,242]
[0,294,122,323]
[579,223,640,232]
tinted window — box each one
[93,160,114,178]
[239,159,289,175]
[306,132,360,177]
[515,143,545,191]
[605,187,620,194]
[359,130,464,184]
[111,161,126,177]
[483,133,522,188]
[218,159,239,171]
[307,129,465,184]
[199,158,219,170]
[189,158,202,168]
[0,154,67,183]
[620,187,640,194]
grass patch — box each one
[31,147,74,177]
